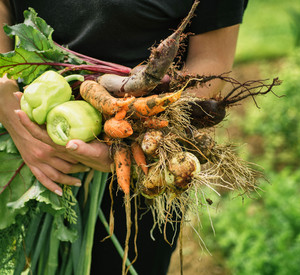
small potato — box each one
[141,130,163,157]
[140,166,166,198]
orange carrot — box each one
[131,141,148,175]
[114,109,127,120]
[114,145,131,194]
[142,117,169,129]
[80,80,135,116]
[128,90,182,118]
[104,117,133,138]
[102,133,114,146]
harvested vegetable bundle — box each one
[0,2,282,275]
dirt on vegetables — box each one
[167,60,278,275]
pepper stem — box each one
[64,74,84,83]
[56,122,69,142]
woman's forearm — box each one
[0,0,14,53]
[183,24,240,98]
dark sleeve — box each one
[188,0,249,34]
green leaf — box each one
[0,47,52,84]
[54,215,78,243]
[23,7,54,42]
[0,125,18,154]
[7,180,65,218]
[0,8,88,83]
[4,23,53,53]
[0,152,34,229]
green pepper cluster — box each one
[21,70,102,145]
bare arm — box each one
[0,0,13,52]
[183,24,240,98]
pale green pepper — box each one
[20,71,84,125]
[46,100,102,146]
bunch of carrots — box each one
[79,1,198,198]
[70,1,281,272]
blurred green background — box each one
[198,0,300,274]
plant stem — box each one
[77,171,108,275]
[64,74,84,83]
[13,213,43,275]
[46,222,60,275]
[0,62,130,75]
[98,208,138,275]
[56,122,68,142]
[54,42,131,72]
[30,214,53,272]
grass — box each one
[235,0,300,62]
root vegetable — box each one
[97,1,199,97]
[114,144,131,194]
[187,77,282,128]
[140,166,166,199]
[142,117,169,129]
[167,151,201,191]
[80,80,135,116]
[104,117,133,138]
[131,141,148,175]
[188,99,226,128]
[141,130,163,157]
[128,90,182,118]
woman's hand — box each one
[0,84,108,196]
[16,107,113,174]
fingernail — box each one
[54,189,63,196]
[13,92,21,101]
[66,142,78,151]
[14,109,21,119]
[85,167,91,172]
[74,182,82,187]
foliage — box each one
[236,0,300,62]
[236,51,300,170]
[201,169,300,275]
[198,2,300,273]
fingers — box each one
[66,139,113,172]
[14,91,23,101]
[49,156,90,174]
[16,109,79,164]
[15,109,53,143]
[31,163,84,196]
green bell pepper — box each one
[20,71,84,125]
[46,100,102,146]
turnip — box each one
[141,129,163,157]
[139,166,166,199]
[166,151,201,192]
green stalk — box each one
[45,222,60,275]
[98,209,138,275]
[56,122,68,142]
[64,74,84,83]
[30,214,53,272]
[13,213,43,275]
[77,171,108,275]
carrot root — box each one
[104,117,133,139]
[80,80,135,116]
[129,90,182,117]
[131,141,148,175]
[142,117,169,129]
[114,145,131,194]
